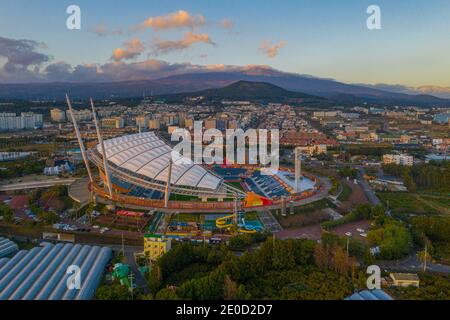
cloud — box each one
[415,85,450,99]
[361,83,450,99]
[221,19,234,30]
[0,36,52,82]
[132,10,205,32]
[259,40,286,58]
[111,38,145,61]
[150,32,216,56]
[0,36,50,70]
[44,62,73,81]
[1,57,284,83]
[88,24,123,37]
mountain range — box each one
[0,68,449,107]
[160,80,324,104]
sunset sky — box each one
[0,0,449,89]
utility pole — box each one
[346,236,350,263]
[121,232,125,260]
[129,272,134,300]
[423,242,428,272]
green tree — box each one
[0,203,14,223]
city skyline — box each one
[0,0,449,93]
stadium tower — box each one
[294,147,302,193]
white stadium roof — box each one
[98,132,222,190]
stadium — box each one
[68,99,325,214]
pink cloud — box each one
[259,40,286,58]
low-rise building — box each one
[389,273,420,287]
[50,108,66,122]
[101,117,124,129]
[144,234,172,261]
[296,144,327,156]
[383,154,413,166]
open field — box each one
[0,143,57,153]
[339,180,369,211]
[377,191,449,215]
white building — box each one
[135,115,148,130]
[383,154,413,166]
[66,109,92,122]
[21,112,43,129]
[101,117,125,129]
[0,112,43,130]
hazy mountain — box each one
[156,72,450,107]
[0,68,448,107]
[160,80,323,104]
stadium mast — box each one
[164,158,173,208]
[90,98,113,198]
[66,94,94,184]
[294,147,302,193]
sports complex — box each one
[68,99,329,237]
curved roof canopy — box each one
[98,132,222,190]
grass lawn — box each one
[226,181,244,191]
[170,213,202,223]
[169,194,199,201]
[377,191,441,215]
[337,182,352,202]
[272,198,332,220]
[0,143,57,153]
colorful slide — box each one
[215,212,262,234]
[215,215,235,229]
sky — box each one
[0,0,449,90]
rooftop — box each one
[98,132,223,191]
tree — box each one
[0,204,14,223]
[155,287,180,300]
[403,171,417,193]
[333,245,348,276]
[95,283,131,300]
[223,275,238,300]
[314,243,328,270]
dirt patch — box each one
[278,209,330,229]
[276,224,323,241]
[339,180,369,211]
[1,194,30,219]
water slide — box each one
[215,215,235,229]
[215,213,261,234]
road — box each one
[357,167,381,206]
[104,244,149,294]
[0,178,76,191]
[378,253,450,274]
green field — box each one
[377,191,444,215]
[226,181,245,191]
[337,183,352,202]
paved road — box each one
[109,244,149,294]
[259,210,283,233]
[378,253,450,274]
[0,179,76,191]
[357,167,381,206]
